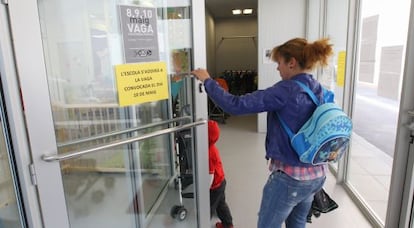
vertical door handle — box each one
[408,110,414,130]
[199,83,203,93]
[408,110,414,144]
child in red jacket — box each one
[208,120,234,228]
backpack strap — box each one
[276,112,294,139]
[277,80,320,139]
[293,80,320,106]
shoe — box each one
[215,222,234,228]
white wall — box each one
[257,0,306,132]
[307,0,322,40]
[205,9,216,75]
[214,17,258,76]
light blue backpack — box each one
[277,81,353,165]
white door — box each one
[7,0,209,227]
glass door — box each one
[8,0,208,227]
[0,88,25,228]
[305,0,350,174]
[346,0,411,226]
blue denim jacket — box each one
[204,73,325,166]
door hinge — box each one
[29,164,38,186]
[2,0,8,5]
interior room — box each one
[204,0,412,227]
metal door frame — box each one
[8,0,70,226]
[0,1,43,227]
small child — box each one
[208,120,234,228]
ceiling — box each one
[205,0,258,19]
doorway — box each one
[5,0,209,227]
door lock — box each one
[408,110,414,144]
[198,83,203,93]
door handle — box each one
[57,116,193,148]
[199,82,203,93]
[407,110,414,144]
[42,119,207,162]
[408,110,414,130]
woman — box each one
[191,37,333,228]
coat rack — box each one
[221,35,256,40]
[217,35,257,49]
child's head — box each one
[208,120,220,145]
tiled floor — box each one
[348,133,392,222]
[214,114,373,228]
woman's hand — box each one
[191,68,211,82]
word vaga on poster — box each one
[126,18,153,33]
[115,62,168,106]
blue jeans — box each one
[257,171,325,228]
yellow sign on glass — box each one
[115,62,168,106]
[336,51,346,87]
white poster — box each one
[263,48,272,64]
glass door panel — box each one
[325,0,349,172]
[306,0,350,173]
[36,0,197,227]
[348,0,411,225]
[0,97,25,228]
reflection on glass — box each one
[349,0,411,224]
[325,0,349,172]
[38,0,195,227]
